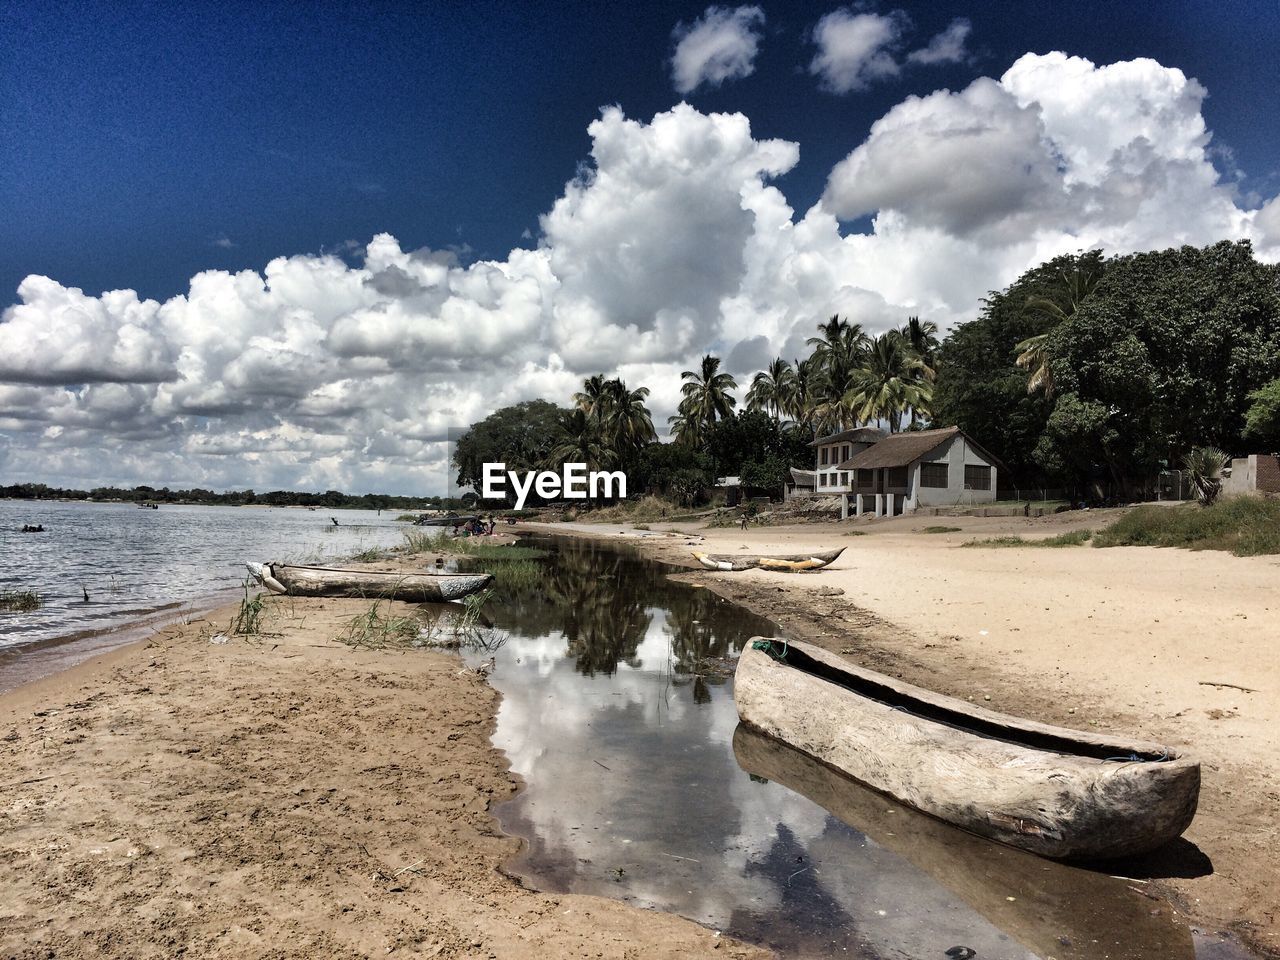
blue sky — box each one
[2,1,1279,493]
[3,0,1277,301]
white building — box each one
[811,428,886,495]
[811,426,1003,517]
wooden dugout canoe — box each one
[692,547,844,572]
[732,725,1196,959]
[247,562,493,602]
[734,637,1199,860]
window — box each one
[920,462,949,488]
[820,447,829,465]
[857,469,874,489]
[887,466,909,488]
[841,472,849,487]
[965,464,992,490]
[842,444,850,462]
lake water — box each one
[469,535,1239,960]
[0,499,408,688]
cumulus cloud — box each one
[808,8,907,93]
[809,9,973,93]
[670,5,765,94]
[906,17,972,66]
[1,52,1275,493]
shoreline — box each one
[0,569,766,959]
[2,520,1275,957]
[518,515,1279,959]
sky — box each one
[2,0,1280,495]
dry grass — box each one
[963,529,1093,548]
[1093,497,1280,556]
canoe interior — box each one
[752,640,1174,763]
[273,563,477,578]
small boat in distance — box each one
[413,514,479,527]
[734,637,1199,860]
[247,562,492,602]
[692,547,844,572]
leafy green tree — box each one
[1040,241,1280,494]
[704,409,812,487]
[1243,378,1280,448]
[453,399,568,490]
[632,442,714,503]
[931,253,1100,484]
[1015,251,1105,398]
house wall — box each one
[814,440,874,493]
[1223,455,1280,497]
[909,435,998,508]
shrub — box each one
[1092,498,1280,556]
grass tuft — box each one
[0,589,42,612]
[1092,498,1280,556]
[963,529,1093,548]
[402,529,546,560]
[230,581,268,635]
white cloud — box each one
[906,17,972,66]
[809,8,906,94]
[670,5,765,95]
[1,52,1275,493]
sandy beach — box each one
[538,511,1280,957]
[2,513,1277,958]
[0,594,763,959]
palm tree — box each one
[546,408,613,471]
[900,316,940,377]
[602,379,657,455]
[1014,332,1055,397]
[844,332,931,433]
[679,354,737,435]
[1184,446,1229,506]
[667,408,700,447]
[573,374,610,418]
[781,355,820,430]
[746,358,794,419]
[807,315,871,431]
[1017,260,1103,399]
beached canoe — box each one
[413,514,479,527]
[247,562,492,602]
[692,547,844,572]
[732,726,1196,959]
[734,637,1199,859]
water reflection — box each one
[480,536,1200,960]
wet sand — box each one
[0,595,764,959]
[533,512,1280,958]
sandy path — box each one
[0,596,763,959]
[530,514,1280,958]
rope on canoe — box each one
[752,638,789,662]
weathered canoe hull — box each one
[693,547,844,572]
[413,515,479,527]
[734,638,1199,860]
[732,725,1197,959]
[248,563,492,602]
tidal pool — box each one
[468,535,1222,960]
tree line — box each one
[457,239,1280,505]
[0,482,463,511]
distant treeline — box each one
[0,482,467,511]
